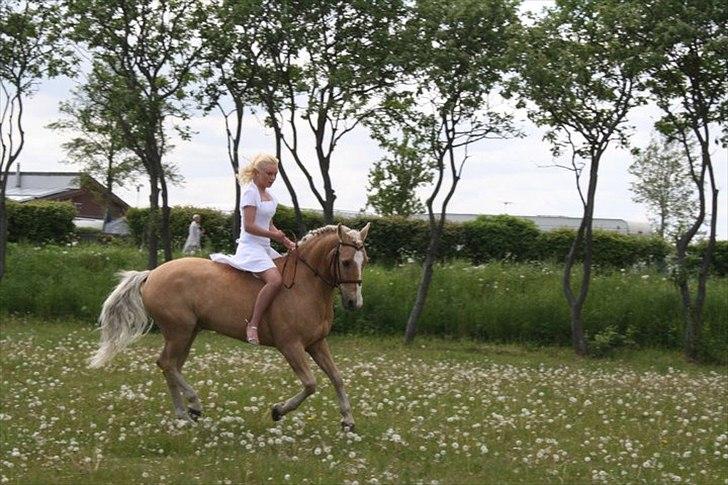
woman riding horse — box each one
[209,153,296,344]
[89,222,370,431]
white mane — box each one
[297,224,363,246]
[298,225,339,246]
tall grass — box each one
[1,243,726,360]
[338,261,727,359]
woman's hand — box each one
[281,236,296,252]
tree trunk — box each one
[159,169,172,262]
[232,181,241,243]
[146,172,160,269]
[680,143,717,362]
[404,225,442,345]
[0,194,7,281]
[104,154,114,224]
[273,129,305,236]
[562,154,600,357]
[323,196,335,225]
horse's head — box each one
[334,223,370,310]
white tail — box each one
[89,270,152,368]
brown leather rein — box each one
[281,240,364,290]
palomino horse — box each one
[89,223,370,431]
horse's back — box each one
[142,258,260,330]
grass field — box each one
[3,243,727,361]
[1,316,726,484]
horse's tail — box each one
[89,270,152,368]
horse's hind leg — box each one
[307,338,355,432]
[157,335,189,420]
[176,328,203,420]
[271,344,317,421]
[157,321,200,421]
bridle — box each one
[281,239,364,290]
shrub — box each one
[6,199,76,244]
[534,229,669,268]
[274,205,327,238]
[167,206,234,252]
[461,215,540,263]
[687,240,728,276]
[127,206,234,252]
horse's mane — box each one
[297,225,339,246]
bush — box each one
[534,229,669,268]
[687,240,728,276]
[461,215,540,263]
[127,206,235,252]
[274,206,327,238]
[6,199,76,244]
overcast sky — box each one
[12,0,728,239]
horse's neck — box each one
[280,234,338,295]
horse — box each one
[89,223,370,431]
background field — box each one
[2,242,726,361]
[1,317,727,484]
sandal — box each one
[245,319,260,345]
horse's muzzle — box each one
[343,297,362,311]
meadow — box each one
[1,317,727,484]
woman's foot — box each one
[245,319,259,345]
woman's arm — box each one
[270,222,295,250]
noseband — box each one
[282,241,364,289]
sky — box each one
[10,0,728,240]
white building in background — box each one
[414,213,652,236]
[330,209,652,236]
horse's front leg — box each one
[307,339,355,432]
[272,343,316,421]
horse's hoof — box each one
[271,404,283,421]
[341,422,356,433]
[188,408,203,422]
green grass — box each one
[2,243,727,360]
[1,316,726,484]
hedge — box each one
[534,229,671,268]
[6,199,76,244]
[461,215,541,263]
[120,206,727,271]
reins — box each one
[280,234,363,290]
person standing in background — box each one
[183,214,204,254]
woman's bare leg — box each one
[246,267,282,344]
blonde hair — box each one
[237,153,279,185]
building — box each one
[5,170,131,234]
[308,208,651,236]
[409,213,652,235]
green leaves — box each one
[514,0,646,154]
[628,137,697,240]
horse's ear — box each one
[359,222,371,241]
[337,223,345,241]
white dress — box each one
[183,221,202,253]
[210,182,282,273]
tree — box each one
[48,86,143,222]
[66,0,204,268]
[0,0,73,280]
[638,0,727,361]
[628,137,697,239]
[259,0,406,224]
[368,0,521,344]
[514,0,645,356]
[365,136,433,217]
[199,0,308,237]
